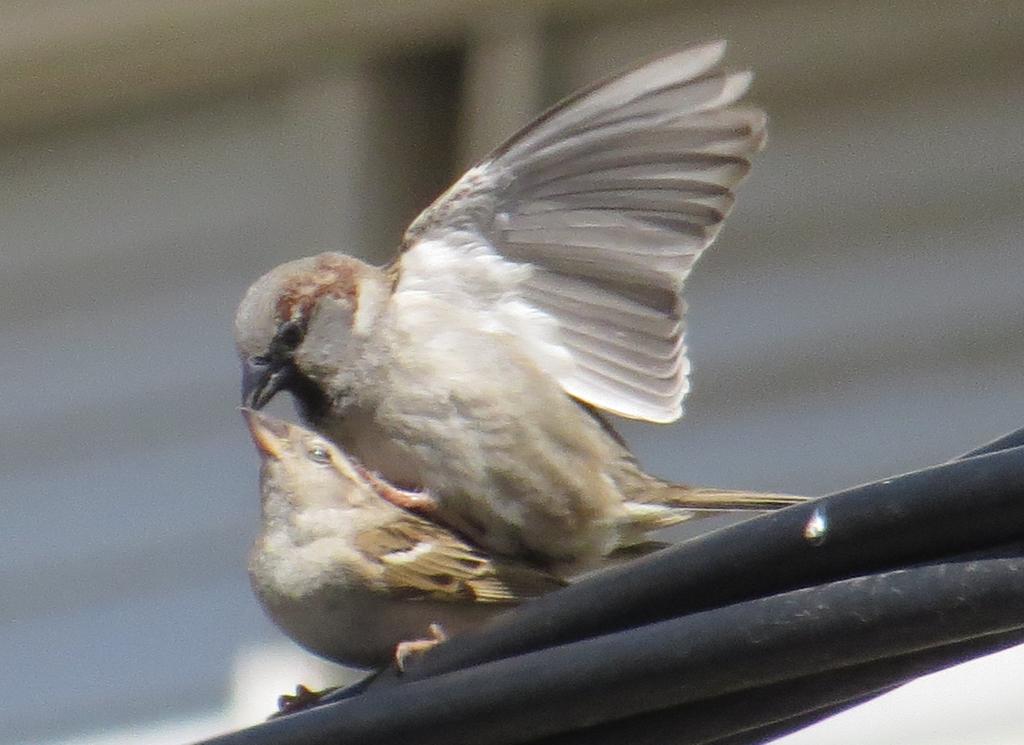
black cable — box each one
[194,428,1024,745]
[200,556,1024,745]
[533,627,1024,745]
[958,425,1024,459]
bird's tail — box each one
[619,481,806,535]
[643,482,806,510]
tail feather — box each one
[616,482,804,541]
[636,482,806,511]
[609,481,806,563]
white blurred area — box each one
[35,642,354,744]
[774,643,1024,745]
[0,1,1022,743]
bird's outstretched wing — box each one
[395,40,764,423]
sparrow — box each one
[242,408,566,669]
[235,40,803,572]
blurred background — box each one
[1,1,1022,743]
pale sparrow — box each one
[236,40,802,571]
[242,408,565,669]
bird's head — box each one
[234,253,389,420]
[241,408,371,514]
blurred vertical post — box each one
[458,9,545,169]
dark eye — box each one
[307,444,331,464]
[276,321,304,351]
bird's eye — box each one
[276,321,304,351]
[307,444,331,464]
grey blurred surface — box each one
[0,1,1021,742]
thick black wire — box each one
[194,427,1024,745]
[958,425,1024,459]
[533,627,1024,745]
[200,557,1024,745]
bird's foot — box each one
[356,465,437,513]
[272,684,335,718]
[394,623,448,672]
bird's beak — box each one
[241,408,290,460]
[242,355,288,409]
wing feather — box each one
[357,518,565,604]
[397,40,763,422]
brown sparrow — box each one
[242,408,565,669]
[235,40,802,571]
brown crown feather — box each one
[275,253,362,323]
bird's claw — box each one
[357,465,438,513]
[272,684,334,718]
[394,623,447,672]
